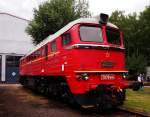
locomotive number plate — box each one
[100,74,115,80]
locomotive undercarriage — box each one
[74,84,126,110]
[19,76,125,110]
[19,76,75,103]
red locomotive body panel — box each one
[19,16,129,108]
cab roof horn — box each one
[99,13,109,24]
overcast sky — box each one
[0,0,149,20]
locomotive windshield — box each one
[106,28,121,45]
[80,26,103,42]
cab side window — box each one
[62,33,71,46]
[42,47,45,56]
[37,50,40,57]
[51,41,57,52]
[45,45,48,57]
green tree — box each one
[126,54,147,74]
[110,11,139,57]
[110,8,150,75]
[26,0,91,44]
[138,6,150,65]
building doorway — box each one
[0,55,1,81]
[6,55,22,83]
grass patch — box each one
[122,87,150,113]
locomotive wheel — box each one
[20,76,77,106]
[47,78,76,105]
[96,95,112,111]
[37,83,45,94]
[19,76,28,86]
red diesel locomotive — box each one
[19,14,129,109]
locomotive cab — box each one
[64,14,129,108]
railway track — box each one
[117,107,150,117]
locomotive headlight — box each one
[122,73,127,79]
[76,74,82,81]
[82,73,89,80]
[76,73,89,81]
[99,13,109,24]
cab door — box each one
[40,45,48,75]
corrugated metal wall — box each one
[0,13,34,83]
[0,13,34,54]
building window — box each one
[51,41,57,52]
[6,56,22,67]
[62,33,71,46]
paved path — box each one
[0,84,142,117]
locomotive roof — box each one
[23,17,118,59]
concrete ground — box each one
[0,84,141,117]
